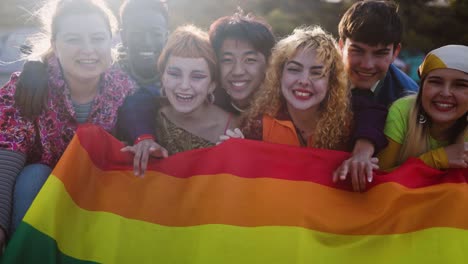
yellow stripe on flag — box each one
[24,175,468,264]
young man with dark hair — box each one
[334,0,418,191]
[208,11,276,114]
[338,0,418,106]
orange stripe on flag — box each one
[52,134,468,235]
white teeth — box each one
[435,102,454,108]
[176,94,194,100]
[79,59,97,64]
[232,82,247,87]
[293,91,311,97]
[357,71,374,77]
[139,52,154,56]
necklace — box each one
[230,101,246,113]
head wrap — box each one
[418,45,468,79]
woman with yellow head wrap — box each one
[378,45,468,170]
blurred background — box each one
[1,0,467,85]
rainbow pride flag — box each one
[2,124,468,263]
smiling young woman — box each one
[378,45,468,170]
[153,25,238,155]
[241,26,352,150]
[0,0,138,244]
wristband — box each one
[134,134,155,145]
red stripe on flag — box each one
[76,124,468,191]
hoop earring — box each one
[207,92,215,104]
[418,113,427,124]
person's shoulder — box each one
[103,66,138,94]
[392,95,414,106]
[388,64,419,92]
[7,71,20,84]
[384,96,415,143]
[389,95,415,114]
[0,72,20,95]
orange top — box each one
[262,115,314,147]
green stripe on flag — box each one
[1,222,97,264]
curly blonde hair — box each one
[243,26,352,150]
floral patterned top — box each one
[0,56,137,167]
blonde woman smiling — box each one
[379,45,468,170]
[240,26,353,150]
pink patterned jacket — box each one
[0,56,137,167]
